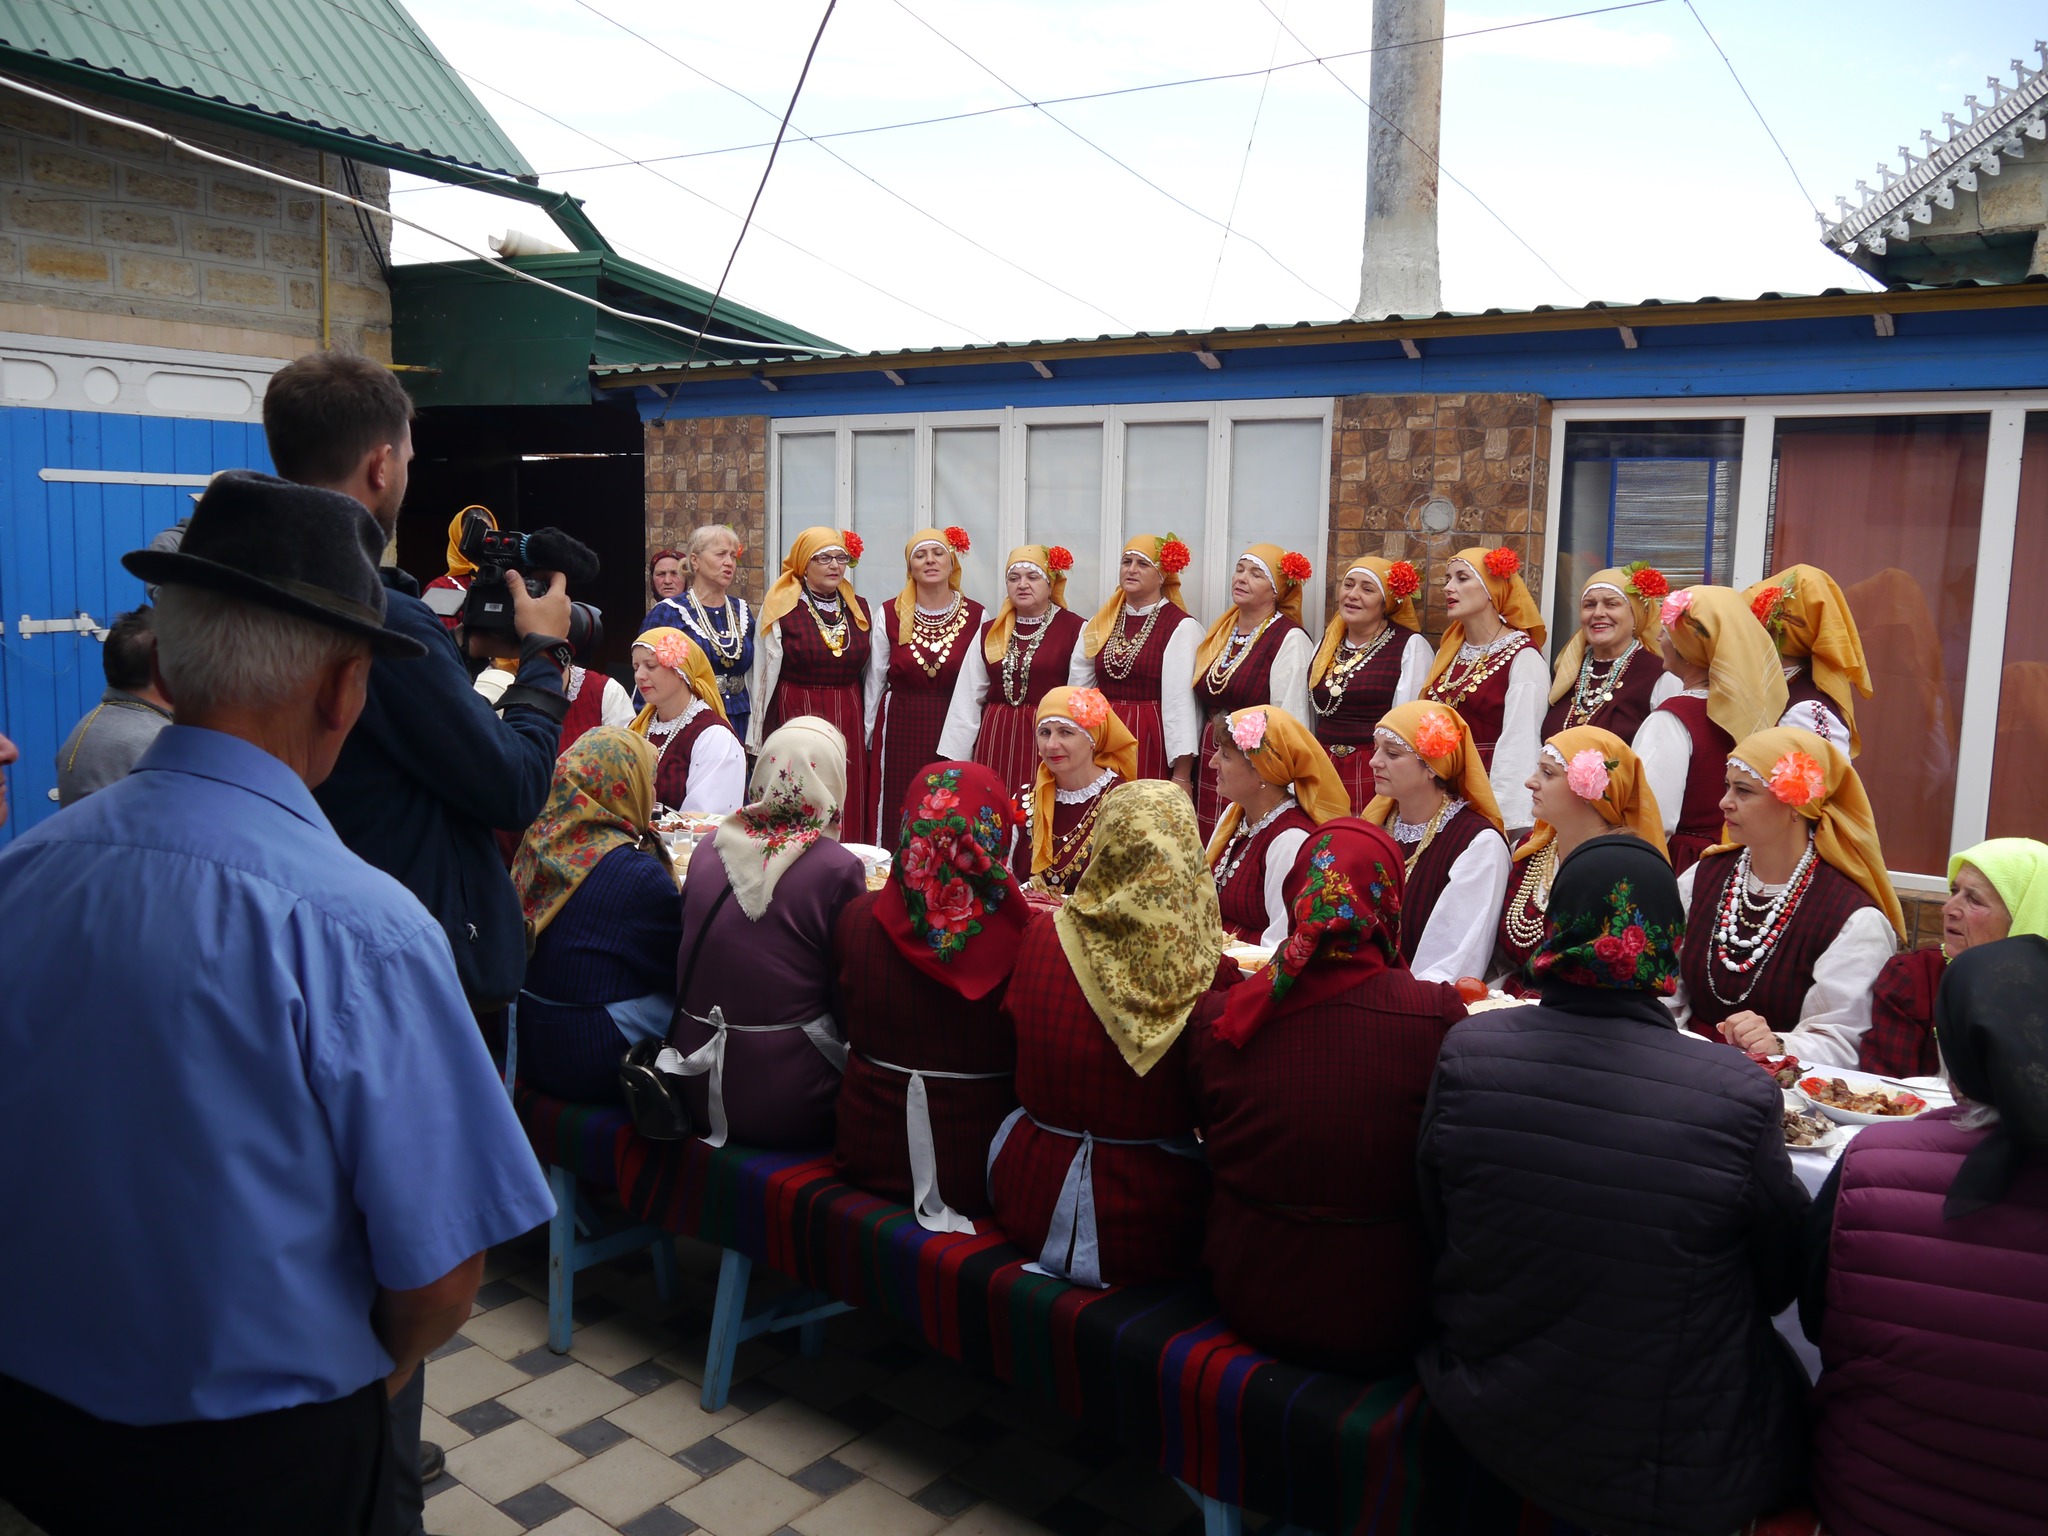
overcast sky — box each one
[385,0,2048,351]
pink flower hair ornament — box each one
[651,633,692,673]
[1658,588,1695,630]
[1768,750,1827,808]
[1067,687,1110,731]
[1230,709,1269,753]
[1566,749,1614,802]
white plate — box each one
[840,842,894,878]
[1797,1068,1937,1125]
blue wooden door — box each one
[0,407,272,843]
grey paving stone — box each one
[559,1417,631,1457]
[672,1434,745,1477]
[910,1476,981,1518]
[620,1508,699,1536]
[496,1481,577,1527]
[450,1399,521,1438]
[473,1279,528,1310]
[510,1345,574,1377]
[789,1456,862,1497]
[612,1360,680,1396]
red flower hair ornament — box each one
[1067,687,1110,731]
[841,529,864,567]
[1482,547,1520,581]
[1769,750,1826,808]
[943,526,971,553]
[1385,560,1421,599]
[1413,709,1462,761]
[1045,545,1074,572]
[1277,550,1313,584]
[1158,534,1192,575]
[1624,561,1669,600]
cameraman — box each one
[261,351,569,1534]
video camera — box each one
[455,506,603,656]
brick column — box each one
[643,415,769,602]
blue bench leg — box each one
[1177,1480,1242,1536]
[798,1315,826,1358]
[650,1235,681,1303]
[546,1165,577,1354]
[701,1247,753,1412]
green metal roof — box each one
[0,0,532,177]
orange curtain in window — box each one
[1770,416,1986,875]
[1989,416,2048,840]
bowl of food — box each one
[1799,1074,1928,1125]
[1782,1103,1847,1151]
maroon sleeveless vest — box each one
[1424,632,1532,769]
[1680,851,1876,1038]
[557,669,608,755]
[985,607,1084,712]
[1094,602,1181,708]
[1311,628,1410,748]
[1542,644,1664,740]
[1393,804,1493,967]
[1215,805,1315,941]
[652,709,736,812]
[1197,617,1302,721]
[1493,855,1547,984]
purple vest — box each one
[1814,1110,2048,1536]
[1680,850,1874,1039]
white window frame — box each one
[767,399,1336,632]
[1544,390,2043,889]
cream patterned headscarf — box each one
[713,716,849,920]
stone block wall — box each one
[1327,391,1551,638]
[644,415,770,600]
[0,86,391,358]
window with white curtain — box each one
[1227,419,1325,587]
[932,427,1001,600]
[777,432,835,530]
[1123,421,1209,607]
[1025,423,1106,612]
[851,431,915,587]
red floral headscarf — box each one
[874,760,1031,1001]
[1214,818,1408,1048]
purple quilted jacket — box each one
[1814,1107,2048,1536]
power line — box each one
[888,0,1348,312]
[1204,0,1292,323]
[568,0,1132,331]
[1250,0,1588,302]
[691,0,837,363]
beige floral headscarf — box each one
[1054,780,1226,1077]
[713,716,848,919]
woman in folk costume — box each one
[628,628,745,815]
[870,528,985,840]
[1745,564,1871,755]
[1206,706,1350,947]
[1187,819,1467,1373]
[750,527,888,843]
[421,504,492,633]
[1190,544,1316,842]
[937,543,1087,797]
[1544,563,1682,740]
[1671,727,1905,1067]
[1017,686,1138,895]
[1309,555,1433,811]
[833,761,1028,1232]
[1071,533,1205,788]
[1363,702,1510,984]
[659,719,867,1148]
[1493,726,1666,989]
[511,728,680,1105]
[556,663,634,756]
[1863,838,2048,1079]
[647,525,755,742]
[1421,546,1548,836]
[989,781,1233,1288]
[1634,585,1788,875]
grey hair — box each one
[1955,1099,2003,1132]
[687,524,743,561]
[154,585,367,714]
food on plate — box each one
[1783,1106,1833,1147]
[1454,976,1490,1004]
[653,810,723,837]
[1799,1076,1926,1117]
[1465,994,1537,1014]
[1745,1050,1805,1089]
[1225,942,1275,975]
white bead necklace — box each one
[1213,795,1296,891]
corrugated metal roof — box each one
[0,0,531,176]
[591,278,2048,384]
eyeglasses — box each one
[810,553,849,568]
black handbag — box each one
[618,882,731,1141]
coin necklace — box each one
[1099,599,1164,682]
[1203,612,1279,698]
[909,597,970,679]
[1562,640,1640,728]
[999,611,1054,706]
[1427,630,1527,710]
[1503,843,1558,954]
[1311,622,1397,718]
[801,587,849,657]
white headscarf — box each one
[712,717,848,919]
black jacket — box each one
[1416,987,1812,1536]
[314,568,561,1008]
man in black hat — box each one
[262,351,571,1519]
[0,473,555,1534]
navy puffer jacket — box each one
[1416,986,1812,1536]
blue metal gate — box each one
[0,406,272,843]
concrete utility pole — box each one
[1353,0,1444,320]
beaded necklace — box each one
[683,588,747,666]
[1503,843,1557,954]
[1201,612,1280,697]
[908,596,970,679]
[801,588,849,657]
[1311,623,1397,718]
[1561,640,1641,728]
[999,610,1054,706]
[1099,599,1164,681]
[1428,629,1528,710]
[1213,796,1296,892]
[1029,772,1116,894]
[1705,835,1819,1007]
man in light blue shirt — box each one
[0,472,555,1534]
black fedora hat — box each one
[123,470,424,658]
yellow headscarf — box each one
[759,526,868,636]
[1363,700,1505,832]
[1719,726,1905,942]
[1082,533,1190,658]
[1054,780,1225,1076]
[1309,556,1421,687]
[1953,838,2048,939]
[1661,584,1790,745]
[1548,565,1669,706]
[1031,686,1140,875]
[895,528,966,645]
[1203,705,1351,863]
[985,544,1071,663]
[1516,725,1668,863]
[511,727,663,944]
[444,504,495,578]
[1191,543,1309,679]
[629,627,728,731]
[1422,546,1548,695]
[1743,564,1871,754]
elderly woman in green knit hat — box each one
[1862,838,2048,1078]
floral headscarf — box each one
[630,627,728,732]
[1421,545,1547,696]
[712,716,848,920]
[873,761,1030,1000]
[1529,834,1685,994]
[1054,780,1226,1076]
[512,727,663,943]
[1214,819,1408,1048]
